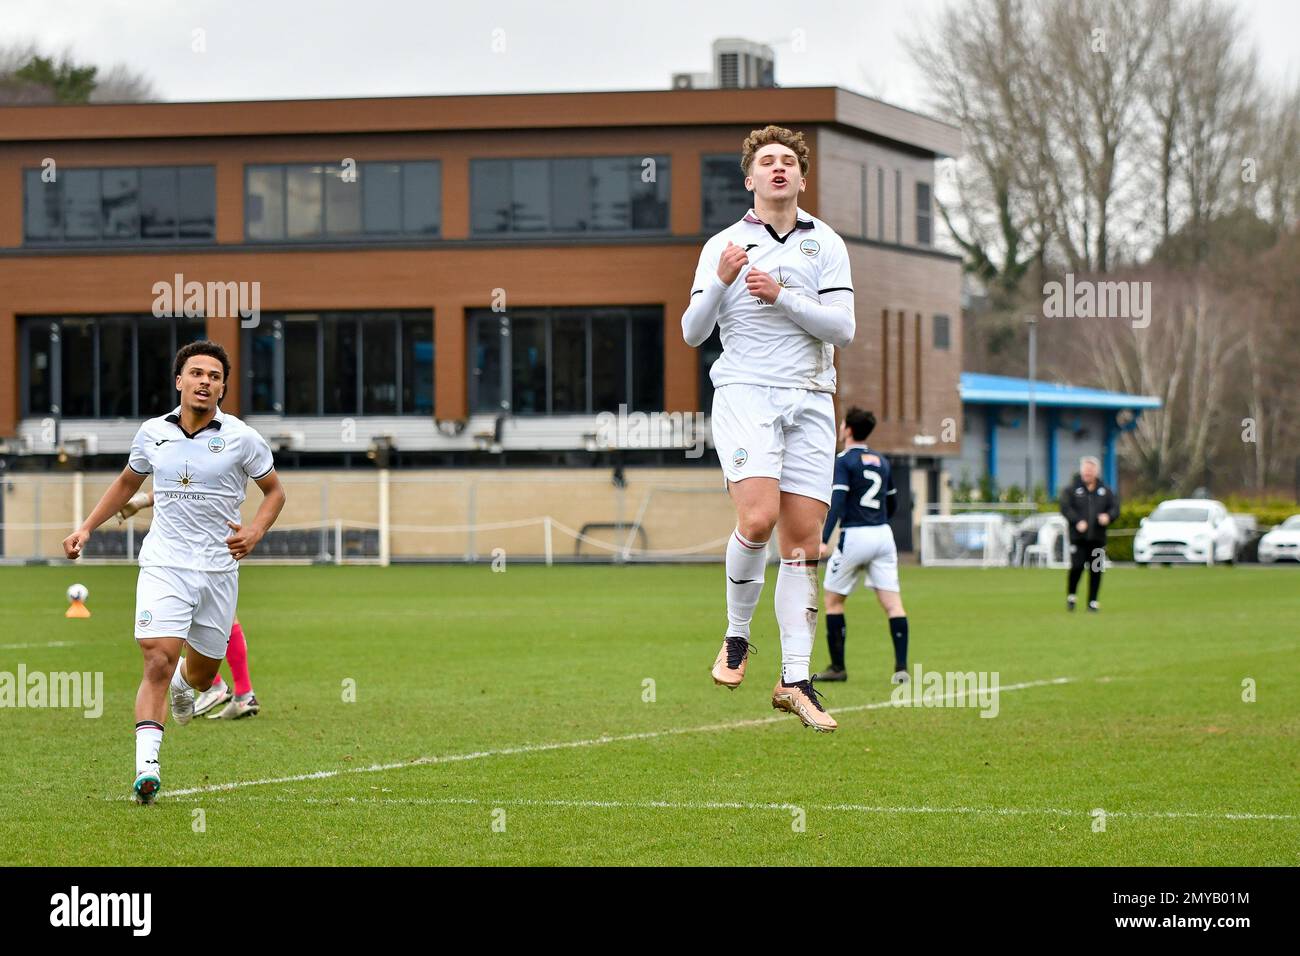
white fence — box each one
[0,469,736,566]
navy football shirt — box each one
[822,445,895,543]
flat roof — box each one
[0,86,962,157]
[960,372,1162,410]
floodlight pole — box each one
[1026,315,1037,502]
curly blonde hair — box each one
[740,125,810,177]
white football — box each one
[67,583,89,603]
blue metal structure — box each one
[960,373,1161,492]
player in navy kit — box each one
[815,408,910,684]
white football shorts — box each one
[823,524,901,594]
[134,565,238,659]
[710,383,837,505]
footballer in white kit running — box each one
[681,125,855,733]
[63,340,286,804]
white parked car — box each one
[1134,499,1241,565]
[1258,515,1300,564]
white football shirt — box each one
[127,406,275,572]
[689,207,853,392]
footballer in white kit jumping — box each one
[63,341,286,804]
[681,125,855,733]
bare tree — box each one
[90,62,160,103]
[1172,0,1258,260]
[1251,82,1300,230]
[907,0,1050,298]
[1233,232,1300,490]
[1142,3,1201,243]
[1085,268,1245,493]
[1037,0,1165,272]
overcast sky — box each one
[2,0,1295,114]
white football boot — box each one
[171,684,195,725]
[193,681,232,717]
[209,693,260,720]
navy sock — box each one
[889,616,908,671]
[826,613,846,670]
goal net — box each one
[920,514,1014,567]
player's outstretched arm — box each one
[225,470,287,561]
[63,467,148,559]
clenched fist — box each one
[225,521,264,561]
[745,267,782,305]
[717,241,749,285]
[63,529,90,560]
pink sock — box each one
[227,621,252,697]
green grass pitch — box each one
[0,562,1296,866]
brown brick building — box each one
[0,86,962,550]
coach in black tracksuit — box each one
[1059,455,1120,612]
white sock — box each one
[775,558,818,683]
[170,657,192,694]
[725,528,769,639]
[135,722,163,776]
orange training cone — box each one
[65,599,91,619]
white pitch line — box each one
[0,640,77,650]
[164,794,1298,823]
[162,677,1072,799]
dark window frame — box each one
[18,315,207,419]
[895,169,903,243]
[916,181,933,247]
[240,310,435,416]
[243,161,443,242]
[22,165,216,245]
[467,306,663,415]
[859,165,869,239]
[877,167,885,240]
[933,313,951,350]
[700,153,753,232]
[469,156,672,237]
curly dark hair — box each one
[740,125,810,177]
[172,339,231,385]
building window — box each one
[916,182,933,246]
[470,157,670,236]
[701,155,752,231]
[23,166,216,244]
[467,307,663,414]
[859,165,869,240]
[21,317,207,418]
[895,170,903,243]
[242,311,434,416]
[877,167,885,240]
[933,313,950,350]
[245,162,441,241]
